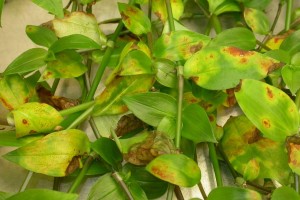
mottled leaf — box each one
[153,30,210,61]
[3,129,90,177]
[282,64,300,94]
[146,154,201,187]
[6,189,78,200]
[152,0,183,22]
[207,0,240,15]
[0,129,42,147]
[118,3,151,35]
[32,0,64,18]
[207,186,262,200]
[244,8,270,35]
[271,186,300,200]
[41,50,87,80]
[280,30,300,57]
[49,34,101,53]
[26,25,58,48]
[182,104,216,143]
[53,12,107,45]
[208,27,256,50]
[154,59,177,88]
[184,46,280,90]
[221,115,291,184]
[93,75,154,116]
[235,79,299,142]
[123,92,177,127]
[4,48,47,75]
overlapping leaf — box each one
[244,8,270,35]
[207,186,262,200]
[280,30,300,57]
[32,0,64,18]
[154,59,177,88]
[184,46,280,90]
[207,0,240,15]
[271,186,300,200]
[3,129,90,177]
[235,79,299,142]
[152,0,184,22]
[26,25,58,48]
[282,64,300,94]
[0,129,42,147]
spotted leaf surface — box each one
[221,115,291,184]
[153,30,210,61]
[146,154,201,187]
[244,8,270,35]
[152,0,183,22]
[287,137,300,176]
[3,129,90,177]
[184,46,280,90]
[235,79,299,142]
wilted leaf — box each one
[221,115,291,184]
[93,75,154,116]
[271,186,300,200]
[32,0,64,18]
[152,0,184,22]
[53,12,107,45]
[0,129,42,147]
[207,186,262,200]
[184,46,281,90]
[208,27,256,50]
[244,8,270,35]
[3,48,47,75]
[41,50,87,80]
[182,104,217,143]
[26,25,58,48]
[123,92,177,127]
[6,189,78,200]
[207,0,240,15]
[0,74,37,110]
[3,129,90,177]
[235,79,299,142]
[115,114,146,137]
[280,30,300,57]
[282,64,300,94]
[146,154,201,187]
[153,30,210,61]
[118,3,151,35]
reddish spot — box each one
[0,97,13,110]
[22,119,28,125]
[262,119,271,128]
[189,98,198,103]
[190,43,203,54]
[151,166,174,181]
[266,87,273,99]
[224,47,254,57]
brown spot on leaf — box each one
[191,76,199,82]
[115,114,146,137]
[246,128,262,144]
[22,119,28,125]
[240,57,247,64]
[154,11,163,21]
[226,89,236,107]
[266,87,274,99]
[0,97,13,110]
[262,119,271,128]
[224,47,255,57]
[65,156,80,175]
[189,43,203,54]
[209,54,214,58]
[151,166,174,181]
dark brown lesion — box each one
[65,156,81,175]
[224,46,255,57]
[266,87,274,99]
[246,128,262,144]
[189,43,203,54]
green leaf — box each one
[154,59,177,88]
[70,159,110,176]
[49,34,101,53]
[221,115,291,184]
[146,154,201,187]
[243,0,272,10]
[123,92,177,127]
[0,191,12,200]
[87,173,126,200]
[53,12,107,45]
[93,114,125,138]
[157,116,176,139]
[0,0,4,27]
[182,104,217,143]
[0,74,37,110]
[264,49,291,63]
[184,46,280,90]
[3,129,90,177]
[119,131,150,154]
[41,50,87,80]
[153,30,210,61]
[235,79,299,142]
[123,178,148,200]
[0,129,43,147]
[3,48,47,75]
[282,64,300,94]
[207,186,262,200]
[280,30,300,57]
[31,0,64,18]
[207,0,240,15]
[93,75,154,116]
[123,163,168,199]
[26,25,58,48]
[91,138,123,169]
[6,189,78,200]
[152,0,184,22]
[208,27,256,50]
[271,186,300,200]
[244,8,270,35]
[118,3,151,35]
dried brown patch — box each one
[246,128,262,144]
[115,114,146,137]
[22,119,28,125]
[262,119,271,128]
[266,87,273,99]
[224,47,255,57]
[151,166,174,181]
[65,156,80,175]
[190,43,203,54]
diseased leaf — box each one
[271,186,300,200]
[286,137,300,176]
[93,75,154,116]
[0,129,43,147]
[282,64,300,94]
[31,0,64,18]
[207,186,262,200]
[118,3,151,35]
[235,79,299,142]
[153,30,210,61]
[41,50,87,80]
[184,46,281,90]
[152,0,184,22]
[53,12,107,45]
[146,154,201,187]
[4,48,47,75]
[182,104,217,143]
[3,129,90,177]
[6,189,78,200]
[123,92,177,127]
[221,115,291,184]
[244,8,270,35]
[26,25,58,48]
[93,114,125,138]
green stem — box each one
[66,106,94,130]
[175,65,184,149]
[194,0,210,18]
[174,186,184,200]
[208,143,223,187]
[166,184,175,200]
[71,0,77,12]
[111,129,122,152]
[295,90,300,111]
[211,14,222,34]
[98,18,121,25]
[64,0,72,9]
[285,0,293,31]
[216,145,238,178]
[19,171,33,192]
[68,153,96,193]
[53,177,61,191]
[198,182,208,200]
[165,0,175,32]
[89,117,101,139]
[59,101,95,116]
[51,79,60,94]
[111,172,134,200]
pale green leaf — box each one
[280,30,300,57]
[154,59,177,88]
[152,0,184,22]
[0,129,42,147]
[31,0,64,18]
[244,8,270,35]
